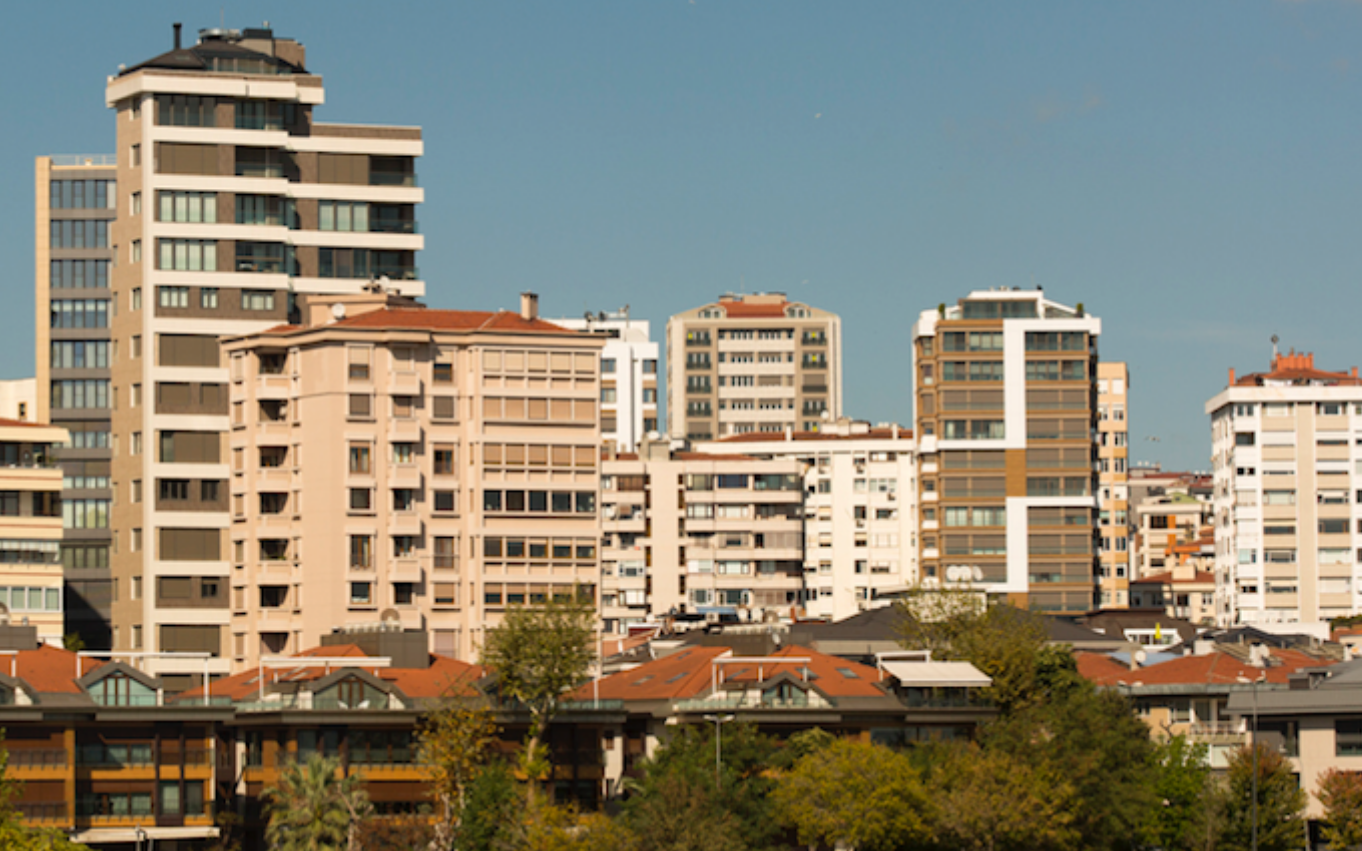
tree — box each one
[416,692,498,851]
[459,760,520,851]
[262,752,372,851]
[924,742,1078,851]
[896,589,1058,714]
[479,595,595,780]
[774,738,932,851]
[1319,769,1362,850]
[621,722,780,851]
[1218,743,1306,851]
[0,739,92,851]
[1144,736,1215,851]
[1318,767,1362,849]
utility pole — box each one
[703,713,735,791]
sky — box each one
[3,0,1361,470]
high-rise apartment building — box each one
[697,419,918,620]
[666,293,841,441]
[1096,362,1131,607]
[912,289,1101,614]
[1207,350,1362,626]
[600,439,804,634]
[0,419,70,645]
[549,309,658,450]
[106,25,424,682]
[223,292,603,665]
[35,155,117,648]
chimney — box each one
[174,22,182,50]
[520,292,539,322]
[1227,368,1235,385]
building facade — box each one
[35,155,117,649]
[0,420,69,645]
[911,289,1101,614]
[698,419,918,621]
[223,292,602,665]
[600,440,804,634]
[0,379,36,422]
[1207,350,1362,626]
[104,25,424,682]
[1096,361,1131,607]
[549,309,658,450]
[665,293,842,441]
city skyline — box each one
[6,1,1362,469]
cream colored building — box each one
[223,292,602,666]
[35,155,117,649]
[104,25,424,683]
[549,310,658,450]
[912,289,1101,614]
[600,440,804,633]
[696,419,918,621]
[1207,350,1362,626]
[0,380,36,423]
[1096,362,1130,607]
[666,293,842,441]
[0,419,70,645]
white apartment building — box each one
[600,439,805,634]
[666,293,842,441]
[1207,350,1362,626]
[105,25,424,684]
[549,309,658,450]
[696,419,917,621]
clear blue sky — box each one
[4,0,1360,470]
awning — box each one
[880,660,992,688]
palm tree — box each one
[262,752,371,851]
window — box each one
[242,290,275,311]
[349,489,372,511]
[200,288,219,309]
[350,582,373,605]
[349,536,372,569]
[319,200,370,231]
[349,444,371,474]
[49,220,109,249]
[157,240,217,271]
[158,286,190,309]
[349,395,372,418]
[434,446,455,475]
[433,363,454,384]
[434,491,456,512]
[158,191,217,223]
[50,300,109,329]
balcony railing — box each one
[9,749,67,768]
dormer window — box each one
[90,671,156,707]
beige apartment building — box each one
[600,440,804,633]
[698,419,918,621]
[912,289,1101,614]
[666,293,842,441]
[0,419,70,645]
[35,155,117,649]
[1097,362,1131,607]
[104,25,424,682]
[1207,350,1362,626]
[223,292,602,666]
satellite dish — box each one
[1134,649,1148,665]
[331,303,346,320]
[379,608,400,626]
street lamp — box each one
[134,825,148,851]
[703,713,735,791]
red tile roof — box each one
[180,646,482,701]
[1076,651,1131,683]
[1081,648,1330,687]
[332,308,573,334]
[1232,352,1362,387]
[0,418,53,430]
[717,301,791,318]
[720,646,886,697]
[12,645,103,694]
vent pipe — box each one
[173,22,182,50]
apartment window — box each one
[349,489,373,512]
[350,583,373,606]
[319,200,370,232]
[158,191,217,223]
[49,258,110,289]
[51,380,109,410]
[50,299,108,329]
[242,290,275,311]
[433,363,454,384]
[349,395,373,419]
[159,480,189,501]
[392,443,416,465]
[602,358,616,374]
[157,240,217,272]
[49,220,109,249]
[349,536,373,569]
[434,491,456,513]
[200,288,219,309]
[158,287,190,309]
[157,94,216,126]
[50,341,110,370]
[643,359,657,374]
[432,396,456,420]
[349,444,371,474]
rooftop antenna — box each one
[1271,334,1280,361]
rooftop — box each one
[1230,350,1362,388]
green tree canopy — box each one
[1319,768,1362,851]
[1219,743,1307,851]
[924,741,1078,851]
[1143,736,1215,851]
[774,738,932,851]
[416,690,498,851]
[480,596,595,780]
[262,752,371,851]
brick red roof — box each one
[717,301,790,318]
[0,418,52,430]
[179,646,482,701]
[1233,352,1362,386]
[1076,651,1130,683]
[333,308,572,334]
[1080,648,1330,687]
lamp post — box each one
[703,713,735,791]
[1238,672,1266,851]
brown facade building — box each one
[666,293,842,441]
[104,25,424,681]
[911,290,1102,614]
[35,155,117,649]
[222,292,603,666]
